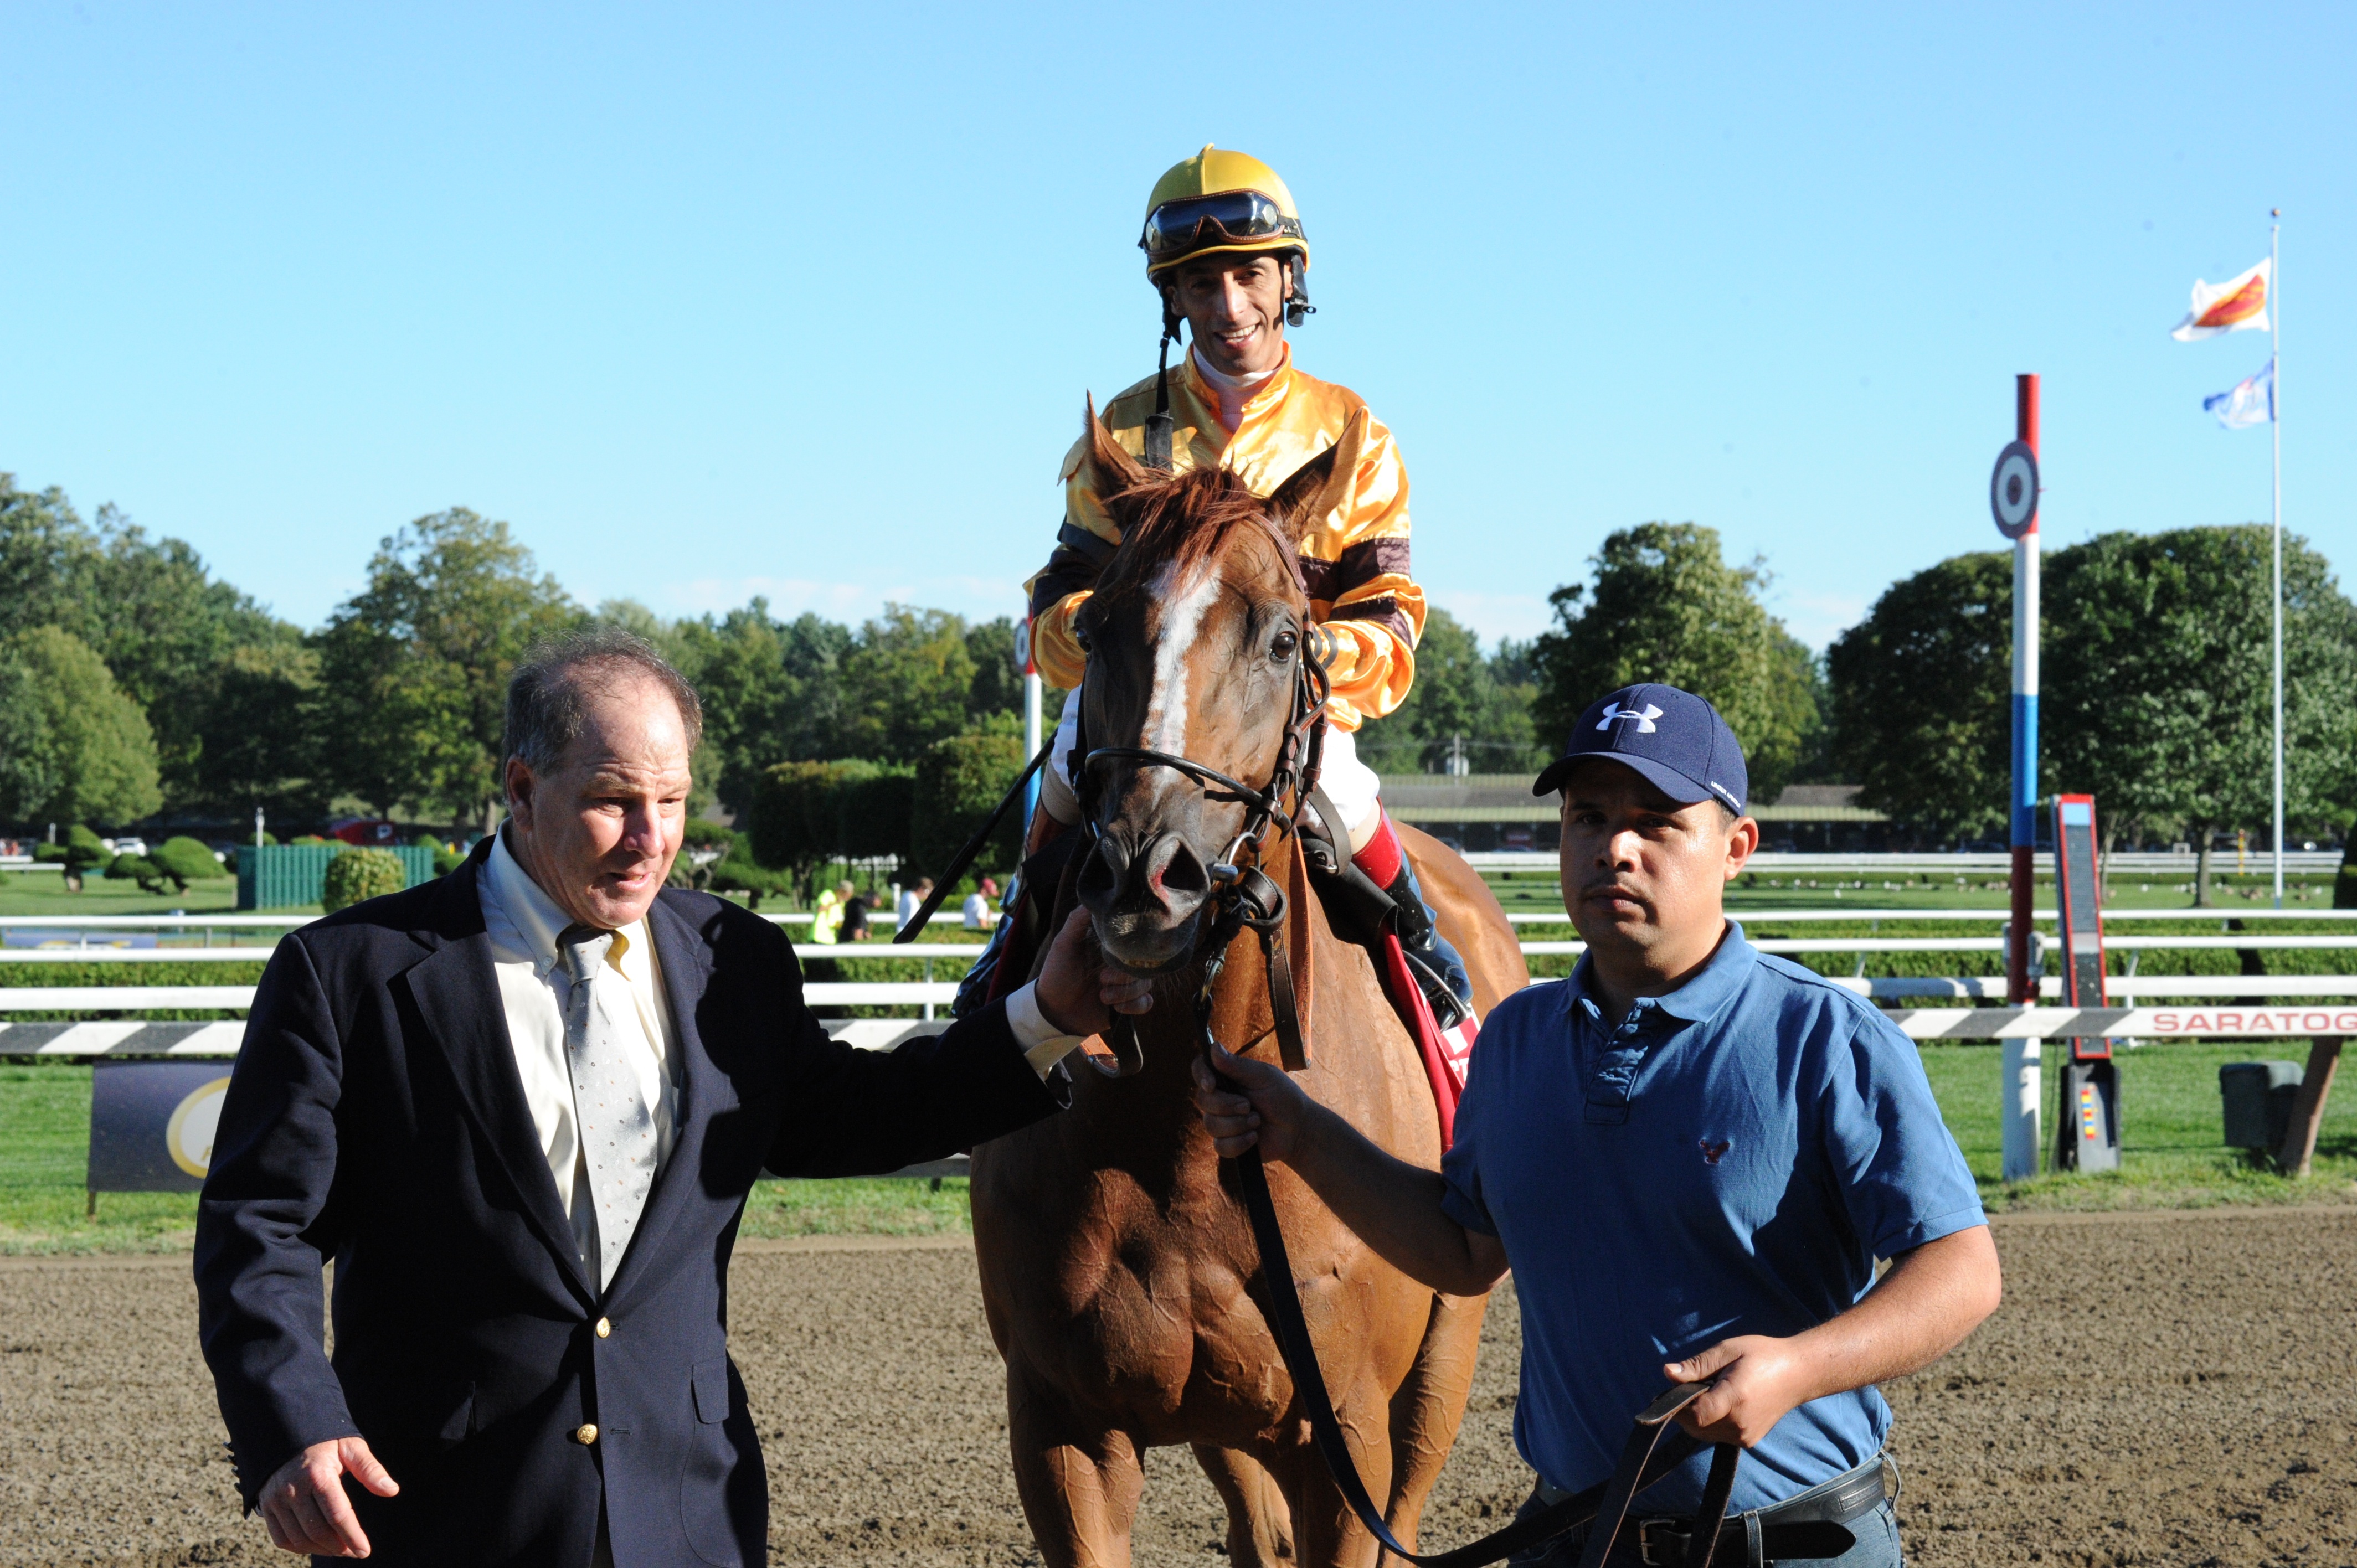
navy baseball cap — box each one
[1531,683,1749,815]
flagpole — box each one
[2271,210,2283,908]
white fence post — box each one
[2001,1038,2042,1182]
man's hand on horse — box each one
[1190,1039,1309,1162]
[258,1436,398,1557]
[1036,905,1155,1037]
[1661,1335,1812,1447]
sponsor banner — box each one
[1886,1005,2357,1040]
[88,1059,234,1192]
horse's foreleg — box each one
[1006,1368,1145,1568]
[1381,1289,1489,1551]
[1273,1385,1399,1568]
[1192,1444,1296,1568]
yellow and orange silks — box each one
[1028,344,1424,733]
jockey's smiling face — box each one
[1166,254,1291,379]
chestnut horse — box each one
[971,408,1529,1568]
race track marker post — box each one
[1992,375,2043,1181]
[2051,793,2121,1173]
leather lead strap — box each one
[1261,926,1307,1072]
[1226,1133,1716,1568]
[1687,1440,1742,1567]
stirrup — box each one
[1385,863,1474,1031]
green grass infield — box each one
[3,1031,2350,1253]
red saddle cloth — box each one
[1374,932,1478,1147]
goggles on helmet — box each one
[1138,189,1304,262]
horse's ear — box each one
[1265,408,1368,542]
[1075,394,1152,505]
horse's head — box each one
[1066,399,1361,972]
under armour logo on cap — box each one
[1596,701,1664,734]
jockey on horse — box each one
[1010,143,1473,1031]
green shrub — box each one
[910,732,1025,881]
[105,853,172,894]
[322,847,407,912]
[707,850,792,909]
[153,837,226,885]
[431,843,464,875]
[290,833,327,845]
[63,824,106,872]
[683,818,737,853]
[32,842,64,863]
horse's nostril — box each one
[1076,842,1121,908]
[1159,841,1211,900]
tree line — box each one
[4,469,2346,874]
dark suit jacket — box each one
[195,842,1063,1566]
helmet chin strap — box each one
[1146,297,1180,471]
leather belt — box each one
[1534,1452,1895,1566]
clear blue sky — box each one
[6,1,2349,653]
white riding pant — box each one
[1039,690,1382,852]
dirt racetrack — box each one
[2,1209,2352,1567]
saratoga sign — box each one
[1883,1005,2357,1040]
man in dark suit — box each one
[196,628,1146,1565]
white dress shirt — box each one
[479,832,681,1275]
[478,835,1089,1266]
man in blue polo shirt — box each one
[1194,683,2000,1566]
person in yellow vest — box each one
[810,880,848,946]
[1022,145,1470,1027]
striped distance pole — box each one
[2000,375,2044,1180]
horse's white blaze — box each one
[1144,560,1221,782]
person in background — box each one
[963,876,1000,932]
[840,890,872,943]
[897,878,934,933]
[810,880,851,946]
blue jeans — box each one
[1506,1490,1902,1567]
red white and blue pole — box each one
[2001,374,2043,1183]
[2008,374,2040,1004]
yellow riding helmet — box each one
[1139,145,1309,277]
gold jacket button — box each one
[595,1318,611,1339]
[573,1423,599,1446]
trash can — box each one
[2220,1061,2304,1151]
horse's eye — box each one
[1270,629,1298,661]
[1075,627,1094,654]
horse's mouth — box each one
[1094,904,1207,975]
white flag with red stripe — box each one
[2170,258,2271,341]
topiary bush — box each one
[322,847,407,912]
[706,850,792,910]
[153,837,226,889]
[105,852,172,893]
[910,731,1025,881]
[61,824,106,891]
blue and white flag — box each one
[2203,358,2275,430]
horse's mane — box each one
[1090,466,1304,612]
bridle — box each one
[1069,612,1333,1075]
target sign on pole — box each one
[1990,440,2040,539]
